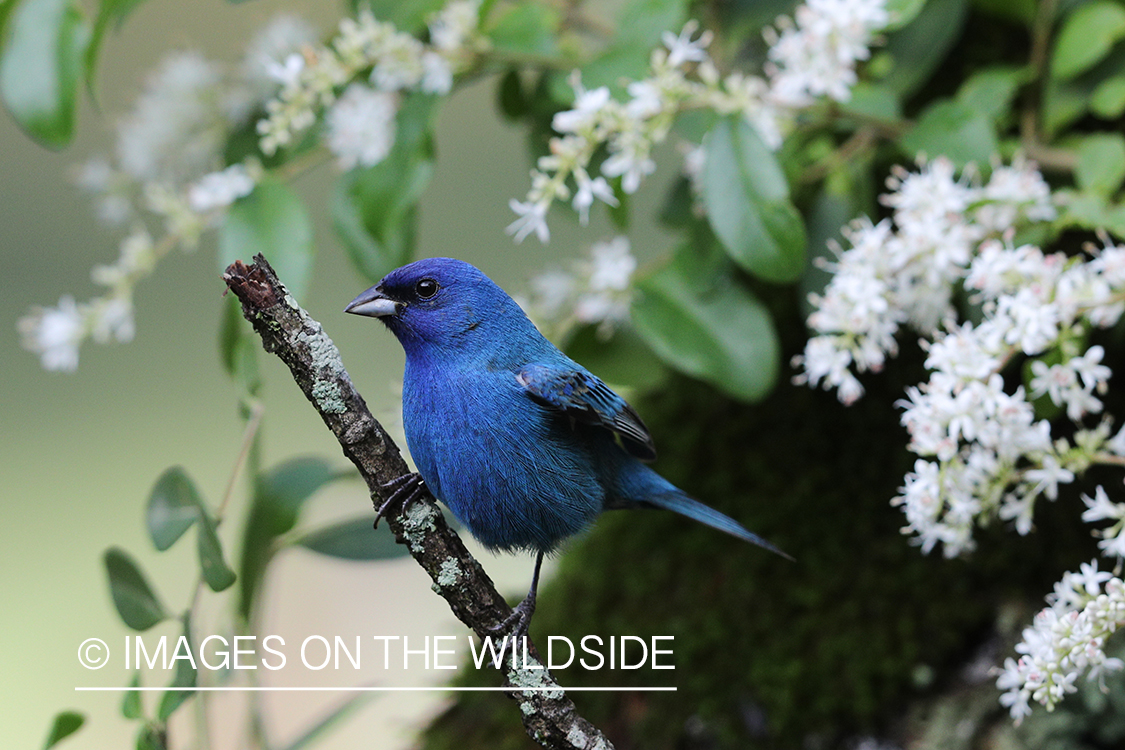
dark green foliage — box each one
[420,305,1098,749]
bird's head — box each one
[345,257,531,357]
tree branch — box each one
[222,254,613,750]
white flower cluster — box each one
[893,229,1125,558]
[795,156,1125,721]
[257,1,482,167]
[794,157,1056,404]
[765,0,890,105]
[519,236,637,338]
[20,16,315,371]
[507,0,890,243]
[997,560,1125,722]
[18,229,154,371]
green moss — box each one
[420,323,1098,749]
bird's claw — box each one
[486,593,537,665]
[489,593,536,641]
[373,472,427,529]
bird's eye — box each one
[415,278,439,299]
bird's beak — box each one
[344,286,399,318]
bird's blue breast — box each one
[402,354,604,552]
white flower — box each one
[572,169,617,225]
[506,199,550,243]
[91,298,135,344]
[420,51,454,94]
[586,237,635,291]
[624,79,664,120]
[92,229,155,288]
[662,21,713,68]
[527,270,576,319]
[187,164,255,213]
[973,158,1056,231]
[429,0,480,52]
[370,32,425,91]
[1075,560,1113,595]
[1082,486,1124,523]
[553,84,611,134]
[602,128,656,194]
[265,53,306,88]
[116,51,226,184]
[1022,455,1074,501]
[765,0,888,105]
[19,296,85,372]
[521,238,636,336]
[999,568,1125,721]
[324,84,398,170]
[243,15,317,93]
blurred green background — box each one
[0,1,675,748]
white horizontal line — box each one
[75,686,676,692]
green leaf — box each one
[256,457,338,525]
[218,178,314,302]
[360,0,447,33]
[881,0,968,97]
[956,65,1025,123]
[900,99,998,168]
[121,671,142,720]
[0,0,90,148]
[239,457,338,619]
[1076,133,1125,195]
[104,547,167,631]
[801,187,858,318]
[658,176,694,229]
[219,294,261,397]
[1092,75,1125,119]
[1051,1,1125,81]
[157,616,196,720]
[42,711,84,750]
[579,0,686,94]
[146,466,200,551]
[145,466,234,590]
[632,251,779,402]
[1043,80,1089,138]
[970,0,1035,24]
[218,292,260,397]
[331,93,436,283]
[702,116,806,283]
[295,517,406,560]
[196,504,236,592]
[1055,188,1125,236]
[86,0,147,93]
[884,0,928,30]
[485,2,559,57]
[0,1,18,45]
[564,323,667,391]
[135,725,164,750]
[496,68,527,120]
[219,293,241,377]
[840,82,902,121]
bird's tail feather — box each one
[647,491,792,561]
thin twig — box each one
[1020,0,1077,172]
[222,255,613,750]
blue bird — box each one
[346,257,786,636]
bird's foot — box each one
[485,590,537,665]
[373,472,427,529]
[491,592,536,641]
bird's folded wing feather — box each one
[516,364,657,461]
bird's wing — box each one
[516,364,657,461]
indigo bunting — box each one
[346,258,785,635]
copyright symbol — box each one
[78,638,109,669]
